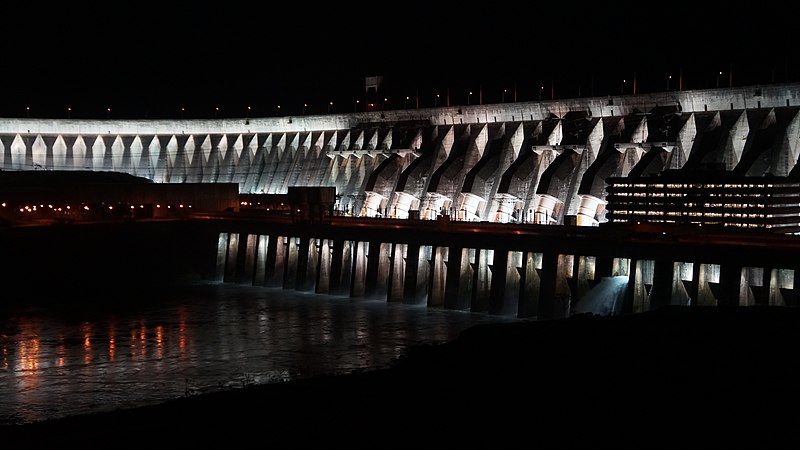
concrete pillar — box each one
[458,248,476,310]
[537,252,558,319]
[471,249,493,312]
[757,267,772,306]
[670,261,693,306]
[223,232,239,283]
[265,235,286,288]
[632,259,655,313]
[236,233,258,285]
[402,244,420,304]
[403,244,431,305]
[315,238,333,294]
[503,250,523,315]
[698,263,721,306]
[429,246,448,307]
[740,267,764,306]
[622,258,638,315]
[388,243,407,302]
[770,268,795,306]
[339,240,354,296]
[350,241,368,297]
[555,254,573,318]
[518,251,541,318]
[488,249,507,315]
[363,242,390,300]
[214,232,229,282]
[253,235,269,286]
[575,255,596,303]
[302,238,320,292]
[284,236,300,289]
[444,246,463,310]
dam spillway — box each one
[2,84,799,225]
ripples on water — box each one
[0,281,522,425]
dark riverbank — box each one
[4,306,800,448]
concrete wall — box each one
[2,84,799,224]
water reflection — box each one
[0,281,523,425]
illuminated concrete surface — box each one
[1,84,798,224]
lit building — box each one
[604,170,800,233]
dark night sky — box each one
[1,1,796,119]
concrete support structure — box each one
[6,85,800,227]
[207,225,800,318]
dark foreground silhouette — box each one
[4,306,799,449]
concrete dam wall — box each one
[2,83,799,225]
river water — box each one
[0,281,523,426]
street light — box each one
[67,107,71,119]
[667,75,672,91]
[277,105,281,116]
[303,103,307,115]
[468,91,472,105]
[354,99,359,112]
[181,107,185,119]
[26,106,30,118]
[328,101,333,113]
[717,71,722,88]
[435,94,439,107]
[539,85,544,100]
[107,107,111,119]
[215,107,219,118]
[621,79,626,95]
[405,96,409,109]
[502,89,507,102]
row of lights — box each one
[20,71,736,119]
[3,202,193,214]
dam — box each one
[2,84,800,318]
[2,84,799,225]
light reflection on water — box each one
[0,281,522,425]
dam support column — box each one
[632,259,655,313]
[671,261,694,306]
[363,241,390,300]
[518,251,542,318]
[235,233,257,285]
[265,235,286,288]
[300,237,317,292]
[403,244,431,305]
[574,255,597,305]
[328,239,344,295]
[253,235,269,286]
[770,268,796,306]
[429,246,448,308]
[284,236,300,290]
[388,243,407,302]
[350,241,369,298]
[315,238,332,294]
[698,263,721,306]
[471,249,493,313]
[223,233,240,283]
[214,232,228,282]
[488,249,508,315]
[444,246,475,311]
[329,239,354,296]
[536,251,559,320]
